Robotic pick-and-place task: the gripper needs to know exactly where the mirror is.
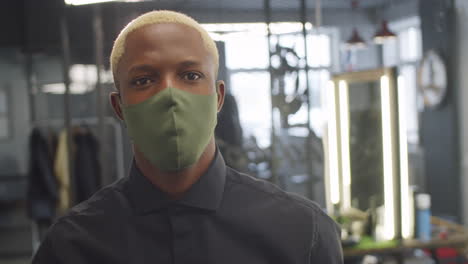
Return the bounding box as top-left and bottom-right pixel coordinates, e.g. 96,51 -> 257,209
348,80 -> 384,212
324,68 -> 413,242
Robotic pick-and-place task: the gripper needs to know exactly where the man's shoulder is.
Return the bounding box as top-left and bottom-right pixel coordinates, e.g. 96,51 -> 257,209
32,178 -> 132,264
225,167 -> 332,222
224,167 -> 341,260
56,177 -> 131,226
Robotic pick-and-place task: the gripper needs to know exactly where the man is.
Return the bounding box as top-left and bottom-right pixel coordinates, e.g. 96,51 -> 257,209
33,10 -> 343,263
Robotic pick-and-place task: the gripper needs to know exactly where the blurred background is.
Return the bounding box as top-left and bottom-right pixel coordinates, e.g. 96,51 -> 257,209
1,0 -> 468,263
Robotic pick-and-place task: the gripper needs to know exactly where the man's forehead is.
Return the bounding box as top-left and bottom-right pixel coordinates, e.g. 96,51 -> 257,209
125,23 -> 206,50
118,23 -> 214,73
121,23 -> 212,64
110,11 -> 219,81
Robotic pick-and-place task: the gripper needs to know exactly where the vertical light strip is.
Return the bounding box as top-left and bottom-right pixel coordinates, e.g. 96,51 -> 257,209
397,76 -> 413,239
381,75 -> 396,240
327,81 -> 340,205
339,80 -> 351,209
323,82 -> 332,212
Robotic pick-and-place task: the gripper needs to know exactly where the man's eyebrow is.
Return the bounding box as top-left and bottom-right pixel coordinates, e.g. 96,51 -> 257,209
128,61 -> 203,74
128,64 -> 157,75
178,60 -> 202,68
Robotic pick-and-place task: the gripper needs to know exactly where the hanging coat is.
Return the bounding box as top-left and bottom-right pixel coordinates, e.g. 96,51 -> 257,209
27,128 -> 58,220
54,129 -> 71,214
73,128 -> 101,204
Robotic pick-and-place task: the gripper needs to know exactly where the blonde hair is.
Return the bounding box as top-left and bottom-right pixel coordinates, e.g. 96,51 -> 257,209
110,10 -> 219,81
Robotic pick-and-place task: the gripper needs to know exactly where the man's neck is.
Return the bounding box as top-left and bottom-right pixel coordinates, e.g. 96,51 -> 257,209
134,138 -> 216,200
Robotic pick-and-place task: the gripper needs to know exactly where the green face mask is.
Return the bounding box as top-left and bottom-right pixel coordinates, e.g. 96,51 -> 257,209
121,87 -> 218,171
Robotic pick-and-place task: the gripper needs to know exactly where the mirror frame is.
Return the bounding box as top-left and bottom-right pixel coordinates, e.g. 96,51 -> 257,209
324,67 -> 413,241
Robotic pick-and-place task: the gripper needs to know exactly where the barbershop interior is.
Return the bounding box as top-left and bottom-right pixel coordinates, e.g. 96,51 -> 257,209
1,0 -> 468,263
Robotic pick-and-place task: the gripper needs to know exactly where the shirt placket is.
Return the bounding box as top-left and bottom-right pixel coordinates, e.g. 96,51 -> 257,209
169,205 -> 193,264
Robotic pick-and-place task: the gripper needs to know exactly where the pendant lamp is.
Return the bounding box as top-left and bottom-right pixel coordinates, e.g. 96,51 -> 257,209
373,20 -> 396,44
345,0 -> 366,49
346,28 -> 366,49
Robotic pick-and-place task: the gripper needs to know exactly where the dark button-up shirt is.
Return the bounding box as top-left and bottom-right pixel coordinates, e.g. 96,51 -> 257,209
33,151 -> 343,264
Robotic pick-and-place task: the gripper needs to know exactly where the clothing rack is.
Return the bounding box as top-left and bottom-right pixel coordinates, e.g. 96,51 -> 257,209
28,7 -> 112,257
32,116 -> 125,180
30,116 -> 126,256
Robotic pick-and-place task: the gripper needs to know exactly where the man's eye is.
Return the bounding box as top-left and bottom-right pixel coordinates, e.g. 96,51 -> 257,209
183,72 -> 201,81
132,77 -> 153,86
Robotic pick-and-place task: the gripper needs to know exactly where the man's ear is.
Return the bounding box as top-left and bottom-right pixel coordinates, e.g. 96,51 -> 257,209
215,80 -> 225,113
110,91 -> 124,121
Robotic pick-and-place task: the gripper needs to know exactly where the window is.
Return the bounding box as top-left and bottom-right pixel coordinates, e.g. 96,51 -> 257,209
204,23 -> 335,146
307,34 -> 331,67
224,30 -> 269,69
399,27 -> 422,62
41,64 -> 111,94
230,72 -> 271,148
383,18 -> 422,144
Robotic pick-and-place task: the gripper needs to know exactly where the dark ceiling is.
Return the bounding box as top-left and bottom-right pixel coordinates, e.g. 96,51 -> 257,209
1,0 -> 411,65
133,0 -> 401,11
109,0 -> 403,11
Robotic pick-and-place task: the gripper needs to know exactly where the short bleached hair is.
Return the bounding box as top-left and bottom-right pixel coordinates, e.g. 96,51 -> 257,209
110,10 -> 219,82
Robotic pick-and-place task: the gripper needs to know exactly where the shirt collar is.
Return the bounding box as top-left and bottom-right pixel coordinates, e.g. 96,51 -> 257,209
126,149 -> 226,214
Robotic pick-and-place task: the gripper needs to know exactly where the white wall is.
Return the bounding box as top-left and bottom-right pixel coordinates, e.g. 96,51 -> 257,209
339,25 -> 383,72
383,0 -> 419,22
